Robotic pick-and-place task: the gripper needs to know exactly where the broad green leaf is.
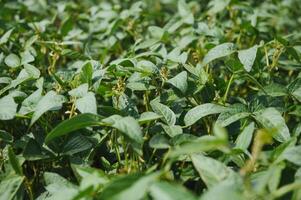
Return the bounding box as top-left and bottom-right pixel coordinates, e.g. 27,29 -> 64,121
72,165 -> 109,190
167,47 -> 188,64
216,104 -> 250,127
24,63 -> 40,79
30,91 -> 66,126
68,83 -> 88,98
61,134 -> 92,155
184,103 -> 226,126
178,0 -> 194,24
0,95 -> 17,120
161,124 -> 182,137
0,130 -> 13,143
292,87 -> 301,102
150,101 -> 176,126
45,113 -> 102,143
112,116 -> 144,145
169,135 -> 228,157
75,92 -> 97,114
4,53 -> 20,68
238,45 -> 258,72
138,112 -> 161,124
200,181 -> 243,200
262,83 -> 288,97
203,43 -> 235,65
20,51 -> 35,65
150,181 -> 197,200
235,122 -> 255,151
282,145 -> 301,165
0,175 -> 24,200
127,82 -> 156,91
254,107 -> 290,142
136,60 -> 158,73
43,172 -> 78,200
148,26 -> 166,40
149,134 -> 170,149
167,71 -> 188,93
191,154 -> 239,188
100,173 -> 158,200
18,87 -> 43,115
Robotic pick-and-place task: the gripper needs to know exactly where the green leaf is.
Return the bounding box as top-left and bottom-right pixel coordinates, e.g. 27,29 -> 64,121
254,107 -> 290,142
203,43 -> 235,65
167,71 -> 188,93
169,135 -> 228,157
45,113 -> 102,143
238,45 -> 258,72
75,92 -> 97,114
18,87 -> 43,115
191,154 -> 239,188
216,104 -> 250,127
0,28 -> 14,45
138,112 -> 161,124
0,175 -> 24,200
178,0 -> 194,24
0,130 -> 13,143
150,181 -> 197,200
127,82 -> 156,91
167,47 -> 188,64
100,173 -> 158,200
150,101 -> 176,126
61,135 -> 92,155
20,51 -> 35,65
235,122 -> 255,151
8,146 -> 23,175
184,103 -> 226,126
4,53 -> 20,68
111,116 -> 144,145
200,181 -> 243,200
0,95 -> 17,120
282,145 -> 301,166
68,83 -> 89,98
136,60 -> 158,73
161,124 -> 183,137
30,91 -> 66,126
149,134 -> 170,149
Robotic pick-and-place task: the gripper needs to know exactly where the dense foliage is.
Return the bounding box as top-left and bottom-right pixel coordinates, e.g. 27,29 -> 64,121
1,0 -> 301,199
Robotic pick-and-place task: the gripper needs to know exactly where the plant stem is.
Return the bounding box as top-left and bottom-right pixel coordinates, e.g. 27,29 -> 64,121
223,73 -> 235,104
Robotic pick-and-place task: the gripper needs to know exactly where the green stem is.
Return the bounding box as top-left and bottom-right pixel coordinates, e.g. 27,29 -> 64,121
271,182 -> 301,199
223,73 -> 235,104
